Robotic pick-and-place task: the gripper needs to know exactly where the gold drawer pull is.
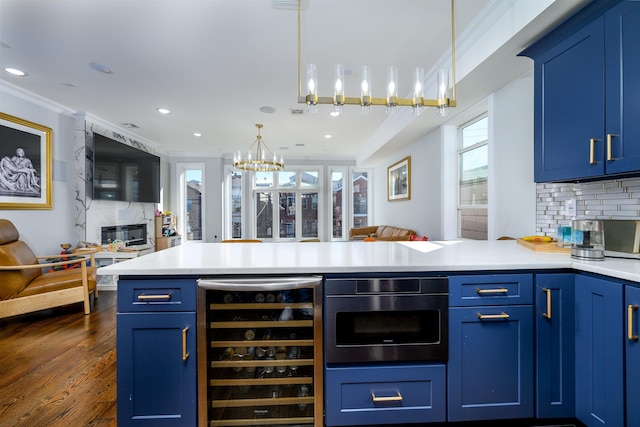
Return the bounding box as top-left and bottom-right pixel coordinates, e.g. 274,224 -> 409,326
137,293 -> 173,301
477,312 -> 510,320
371,391 -> 403,403
543,288 -> 552,319
476,288 -> 508,295
182,327 -> 190,361
628,305 -> 639,341
590,138 -> 598,164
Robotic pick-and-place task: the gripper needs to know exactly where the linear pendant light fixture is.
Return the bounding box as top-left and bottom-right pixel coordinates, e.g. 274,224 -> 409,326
297,0 -> 457,117
233,124 -> 284,172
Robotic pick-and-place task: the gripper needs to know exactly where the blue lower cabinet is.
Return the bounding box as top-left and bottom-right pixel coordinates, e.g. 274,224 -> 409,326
117,312 -> 197,427
575,274 -> 623,427
627,285 -> 640,427
535,273 -> 575,419
325,364 -> 446,426
448,305 -> 534,422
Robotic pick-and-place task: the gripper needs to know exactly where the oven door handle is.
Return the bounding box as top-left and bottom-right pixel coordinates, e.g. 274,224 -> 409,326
197,275 -> 322,291
371,391 -> 403,403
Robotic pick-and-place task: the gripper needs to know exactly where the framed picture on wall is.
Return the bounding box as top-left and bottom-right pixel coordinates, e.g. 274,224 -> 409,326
0,112 -> 52,209
387,156 -> 410,201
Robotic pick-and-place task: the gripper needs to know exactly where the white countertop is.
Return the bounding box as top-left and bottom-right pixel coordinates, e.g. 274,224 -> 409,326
96,240 -> 640,283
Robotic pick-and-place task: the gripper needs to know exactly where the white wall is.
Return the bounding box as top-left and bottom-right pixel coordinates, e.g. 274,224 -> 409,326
372,71 -> 536,241
491,71 -> 536,238
372,131 -> 444,240
0,88 -> 77,254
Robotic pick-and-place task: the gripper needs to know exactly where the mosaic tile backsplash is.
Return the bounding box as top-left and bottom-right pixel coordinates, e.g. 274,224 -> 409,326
537,177 -> 640,237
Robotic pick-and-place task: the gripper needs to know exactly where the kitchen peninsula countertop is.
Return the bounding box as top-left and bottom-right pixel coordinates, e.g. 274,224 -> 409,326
97,240 -> 640,283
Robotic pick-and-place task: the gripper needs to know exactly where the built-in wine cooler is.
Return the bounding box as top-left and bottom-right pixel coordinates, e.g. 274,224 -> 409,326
196,276 -> 323,427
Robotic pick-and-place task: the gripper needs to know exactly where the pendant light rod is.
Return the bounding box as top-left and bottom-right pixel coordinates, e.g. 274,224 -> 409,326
296,0 -> 457,113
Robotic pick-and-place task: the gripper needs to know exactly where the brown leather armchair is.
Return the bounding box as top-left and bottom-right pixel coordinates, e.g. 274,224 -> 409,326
0,219 -> 97,318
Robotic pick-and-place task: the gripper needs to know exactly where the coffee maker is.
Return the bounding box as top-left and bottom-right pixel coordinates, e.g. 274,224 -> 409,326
571,219 -> 605,260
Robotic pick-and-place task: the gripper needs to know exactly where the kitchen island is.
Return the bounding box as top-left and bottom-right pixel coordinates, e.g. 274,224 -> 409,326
100,240 -> 640,427
97,239 -> 640,280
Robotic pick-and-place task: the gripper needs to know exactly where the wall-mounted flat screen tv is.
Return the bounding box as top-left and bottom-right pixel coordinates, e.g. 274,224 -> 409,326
92,133 -> 160,203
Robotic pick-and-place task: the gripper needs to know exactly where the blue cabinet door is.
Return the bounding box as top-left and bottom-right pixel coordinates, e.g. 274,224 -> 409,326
604,1 -> 640,175
626,285 -> 640,427
533,17 -> 605,182
535,273 -> 575,419
575,275 -> 623,427
448,305 -> 534,422
117,312 -> 197,427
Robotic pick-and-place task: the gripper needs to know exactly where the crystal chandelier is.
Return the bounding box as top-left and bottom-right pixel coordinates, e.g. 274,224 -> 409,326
233,124 -> 284,172
296,0 -> 457,117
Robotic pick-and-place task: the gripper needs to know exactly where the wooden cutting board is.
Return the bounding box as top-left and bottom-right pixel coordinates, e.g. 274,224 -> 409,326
516,238 -> 572,253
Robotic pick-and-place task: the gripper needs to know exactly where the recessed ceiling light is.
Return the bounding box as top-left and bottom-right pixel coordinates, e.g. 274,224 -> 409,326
4,67 -> 26,76
324,134 -> 332,139
295,143 -> 305,147
90,62 -> 113,74
193,132 -> 202,137
156,108 -> 171,115
329,111 -> 340,117
260,106 -> 276,114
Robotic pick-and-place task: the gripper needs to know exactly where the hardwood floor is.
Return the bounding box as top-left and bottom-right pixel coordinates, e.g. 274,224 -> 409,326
0,291 -> 117,427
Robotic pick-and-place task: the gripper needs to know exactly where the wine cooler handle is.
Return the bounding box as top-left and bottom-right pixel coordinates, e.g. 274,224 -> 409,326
197,275 -> 323,291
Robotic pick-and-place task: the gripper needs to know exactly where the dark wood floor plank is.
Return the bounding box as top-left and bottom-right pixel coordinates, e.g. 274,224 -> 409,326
0,292 -> 117,427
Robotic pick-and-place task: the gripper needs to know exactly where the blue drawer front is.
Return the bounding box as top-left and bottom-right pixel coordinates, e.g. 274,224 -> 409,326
449,274 -> 533,307
325,364 -> 446,426
117,278 -> 197,312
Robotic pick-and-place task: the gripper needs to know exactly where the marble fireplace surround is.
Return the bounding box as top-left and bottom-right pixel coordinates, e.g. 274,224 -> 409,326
75,116 -> 159,248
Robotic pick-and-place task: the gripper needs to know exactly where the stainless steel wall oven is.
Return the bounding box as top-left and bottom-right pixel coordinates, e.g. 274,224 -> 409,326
324,276 -> 448,364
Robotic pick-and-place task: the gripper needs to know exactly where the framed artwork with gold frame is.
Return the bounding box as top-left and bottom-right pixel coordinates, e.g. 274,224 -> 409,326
0,112 -> 52,209
387,156 -> 410,201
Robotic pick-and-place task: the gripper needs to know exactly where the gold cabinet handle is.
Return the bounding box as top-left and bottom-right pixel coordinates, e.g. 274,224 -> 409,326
628,305 -> 639,341
607,134 -> 615,161
371,391 -> 402,403
543,288 -> 552,319
182,327 -> 190,361
477,312 -> 510,320
137,293 -> 173,301
476,288 -> 508,295
589,138 -> 599,164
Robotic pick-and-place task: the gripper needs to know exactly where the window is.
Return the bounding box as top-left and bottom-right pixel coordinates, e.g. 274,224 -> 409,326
177,164 -> 204,241
330,170 -> 344,239
352,170 -> 369,228
223,164 -> 365,241
230,170 -> 242,238
457,115 -> 488,240
253,168 -> 321,241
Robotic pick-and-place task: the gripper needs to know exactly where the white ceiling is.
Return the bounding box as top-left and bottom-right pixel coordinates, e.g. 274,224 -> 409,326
0,0 -> 587,165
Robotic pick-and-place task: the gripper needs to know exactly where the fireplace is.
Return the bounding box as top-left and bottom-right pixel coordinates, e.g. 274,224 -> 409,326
101,223 -> 147,246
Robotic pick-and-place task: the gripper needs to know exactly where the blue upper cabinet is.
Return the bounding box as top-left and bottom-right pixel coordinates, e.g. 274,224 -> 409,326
532,17 -> 605,182
521,0 -> 640,182
604,2 -> 640,175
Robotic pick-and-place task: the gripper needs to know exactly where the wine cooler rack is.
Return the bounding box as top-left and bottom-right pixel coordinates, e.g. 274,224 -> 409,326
201,287 -> 323,427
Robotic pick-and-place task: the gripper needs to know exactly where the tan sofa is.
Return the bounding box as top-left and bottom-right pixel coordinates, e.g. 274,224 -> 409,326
349,225 -> 416,241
